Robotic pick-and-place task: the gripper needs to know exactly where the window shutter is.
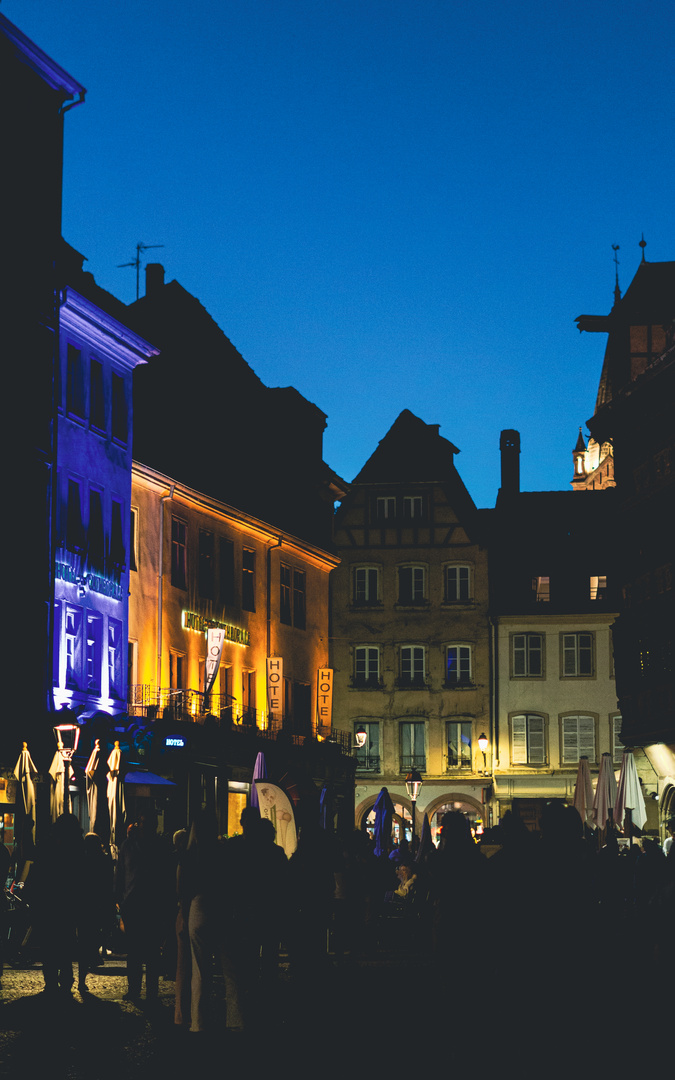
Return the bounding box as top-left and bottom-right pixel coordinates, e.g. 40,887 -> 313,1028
579,716 -> 595,760
512,716 -> 527,763
562,716 -> 579,763
527,715 -> 545,763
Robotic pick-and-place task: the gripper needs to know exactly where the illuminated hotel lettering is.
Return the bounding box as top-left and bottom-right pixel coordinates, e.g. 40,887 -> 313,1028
182,610 -> 250,646
55,561 -> 124,600
267,656 -> 283,717
317,667 -> 333,726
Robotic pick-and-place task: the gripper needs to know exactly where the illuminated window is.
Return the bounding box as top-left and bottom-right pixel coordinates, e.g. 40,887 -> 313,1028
444,565 -> 471,602
447,720 -> 472,769
446,645 -> 472,686
355,722 -> 380,773
111,372 -> 128,443
65,605 -> 83,689
354,646 -> 381,687
532,576 -> 550,602
512,633 -> 543,677
242,548 -> 255,612
353,566 -> 379,605
66,344 -> 85,419
86,613 -> 102,692
398,565 -> 426,604
198,530 -> 214,599
400,721 -> 425,771
280,563 -> 306,628
171,517 -> 187,589
561,633 -> 594,677
511,714 -> 546,764
108,618 -> 123,698
90,357 -> 105,431
399,646 -> 426,686
219,538 -> 235,606
590,575 -> 607,600
561,715 -> 596,764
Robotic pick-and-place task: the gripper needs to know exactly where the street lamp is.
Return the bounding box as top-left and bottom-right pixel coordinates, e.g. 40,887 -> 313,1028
354,725 -> 367,750
53,723 -> 80,815
478,732 -> 488,773
405,768 -> 423,852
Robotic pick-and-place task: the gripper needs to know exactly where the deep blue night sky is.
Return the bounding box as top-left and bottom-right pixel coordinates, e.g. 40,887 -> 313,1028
6,0 -> 674,505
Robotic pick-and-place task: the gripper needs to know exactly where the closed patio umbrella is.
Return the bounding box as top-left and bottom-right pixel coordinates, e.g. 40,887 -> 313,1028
107,742 -> 126,851
85,738 -> 108,836
13,743 -> 38,853
573,756 -> 595,829
592,752 -> 618,832
614,749 -> 647,837
415,812 -> 434,862
48,750 -> 74,822
250,751 -> 268,810
373,787 -> 394,857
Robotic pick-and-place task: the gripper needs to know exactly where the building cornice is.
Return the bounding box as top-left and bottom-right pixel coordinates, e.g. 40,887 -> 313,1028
60,288 -> 159,370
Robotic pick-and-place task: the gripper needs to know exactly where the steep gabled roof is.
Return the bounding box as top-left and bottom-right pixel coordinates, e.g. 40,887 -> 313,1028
354,409 -> 460,484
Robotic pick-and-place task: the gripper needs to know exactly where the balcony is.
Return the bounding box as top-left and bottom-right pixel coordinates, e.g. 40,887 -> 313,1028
355,754 -> 381,773
400,754 -> 426,772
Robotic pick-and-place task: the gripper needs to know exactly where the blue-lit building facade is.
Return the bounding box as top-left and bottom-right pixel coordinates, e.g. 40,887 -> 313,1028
53,286 -> 157,718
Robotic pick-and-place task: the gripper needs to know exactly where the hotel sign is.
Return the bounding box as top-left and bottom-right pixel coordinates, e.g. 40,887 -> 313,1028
316,667 -> 333,727
55,561 -> 124,600
182,610 -> 250,645
267,656 -> 283,719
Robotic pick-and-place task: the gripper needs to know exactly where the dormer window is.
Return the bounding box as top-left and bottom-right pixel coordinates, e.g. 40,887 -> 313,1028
403,495 -> 424,519
375,496 -> 396,520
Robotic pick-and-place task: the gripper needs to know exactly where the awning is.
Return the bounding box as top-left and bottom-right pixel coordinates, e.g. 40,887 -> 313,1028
124,770 -> 177,788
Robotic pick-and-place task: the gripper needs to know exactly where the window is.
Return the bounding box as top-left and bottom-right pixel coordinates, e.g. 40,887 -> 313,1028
66,480 -> 85,553
444,565 -> 471,602
447,720 -> 473,770
398,565 -> 426,604
293,682 -> 312,736
199,530 -> 214,599
170,651 -> 185,690
90,358 -> 105,431
590,575 -> 607,600
512,633 -> 543,677
111,372 -> 128,443
400,721 -> 425,771
109,499 -> 125,569
533,576 -> 550,602
65,605 -> 83,689
403,495 -> 424,519
355,722 -> 380,773
86,613 -> 102,692
612,715 -> 624,763
66,344 -> 85,419
399,646 -> 426,686
293,570 -> 306,630
280,564 -> 292,625
561,715 -> 596,764
220,538 -> 235,606
171,517 -> 187,589
87,490 -> 105,571
353,566 -> 379,605
108,618 -> 123,698
375,496 -> 396,520
354,646 -> 381,687
446,645 -> 472,686
511,714 -> 546,764
242,548 -> 255,612
129,508 -> 138,572
561,633 -> 594,677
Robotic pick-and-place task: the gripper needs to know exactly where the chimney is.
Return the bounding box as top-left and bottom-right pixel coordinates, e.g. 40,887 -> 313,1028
499,429 -> 520,496
145,262 -> 164,296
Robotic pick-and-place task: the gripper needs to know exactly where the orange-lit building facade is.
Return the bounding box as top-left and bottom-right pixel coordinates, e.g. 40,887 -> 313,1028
129,463 -> 353,832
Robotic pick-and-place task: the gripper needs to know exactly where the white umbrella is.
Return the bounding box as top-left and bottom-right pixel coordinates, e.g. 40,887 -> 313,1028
614,749 -> 647,835
107,742 -> 126,850
573,756 -> 595,829
48,751 -> 67,822
592,752 -> 618,831
13,743 -> 38,849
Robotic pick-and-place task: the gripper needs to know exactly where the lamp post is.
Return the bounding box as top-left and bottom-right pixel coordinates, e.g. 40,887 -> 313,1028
53,723 -> 80,815
405,768 -> 423,852
354,725 -> 367,751
478,732 -> 488,774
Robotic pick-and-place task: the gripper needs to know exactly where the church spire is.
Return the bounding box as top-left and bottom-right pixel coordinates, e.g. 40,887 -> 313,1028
639,233 -> 647,263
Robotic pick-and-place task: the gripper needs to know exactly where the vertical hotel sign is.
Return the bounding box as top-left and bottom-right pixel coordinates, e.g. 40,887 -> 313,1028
204,628 -> 226,695
267,657 -> 283,721
317,668 -> 333,728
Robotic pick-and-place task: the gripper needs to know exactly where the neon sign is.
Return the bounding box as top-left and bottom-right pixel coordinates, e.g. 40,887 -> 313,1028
55,561 -> 124,600
182,610 -> 250,645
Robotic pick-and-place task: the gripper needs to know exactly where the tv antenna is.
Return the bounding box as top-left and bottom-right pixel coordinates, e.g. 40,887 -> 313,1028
118,242 -> 164,300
